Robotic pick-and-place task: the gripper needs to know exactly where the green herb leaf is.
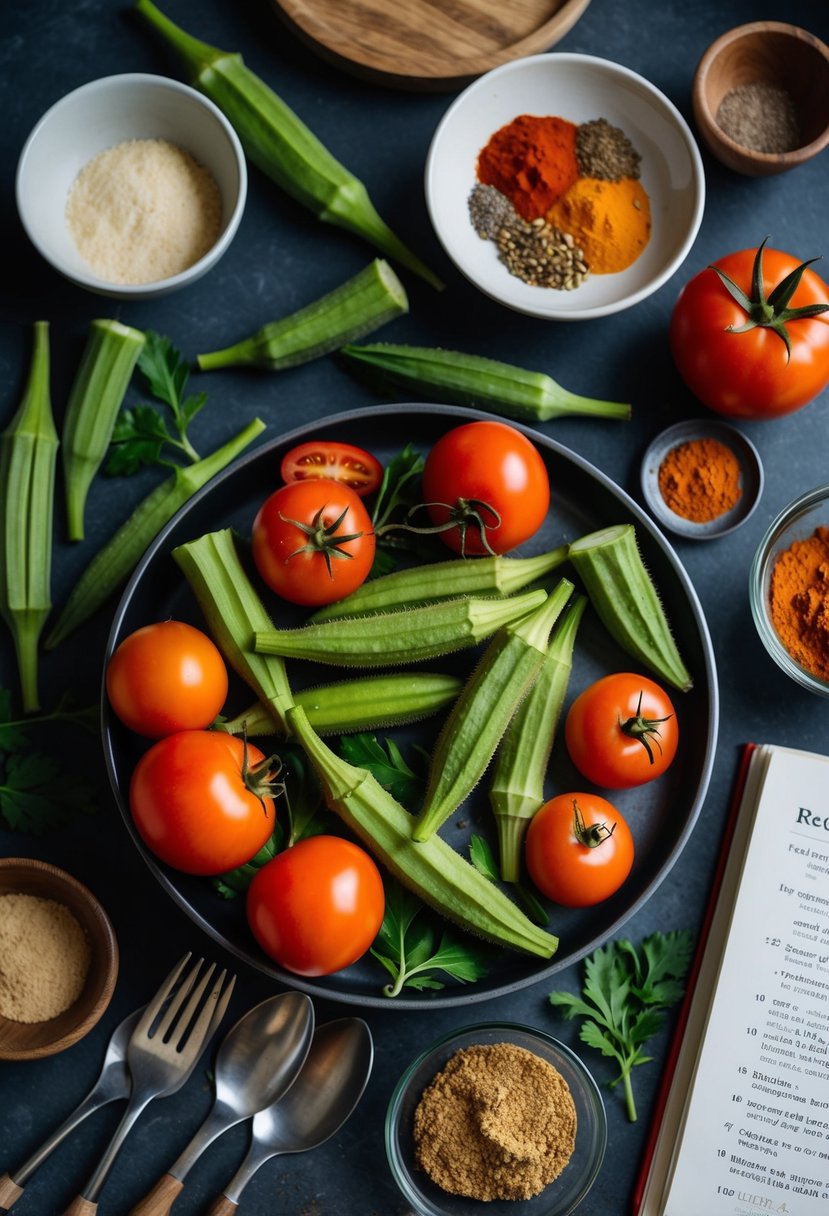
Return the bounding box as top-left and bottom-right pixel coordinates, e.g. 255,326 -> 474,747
337,733 -> 425,806
469,833 -> 499,880
0,752 -> 95,834
213,830 -> 282,898
371,442 -> 425,532
548,930 -> 693,1122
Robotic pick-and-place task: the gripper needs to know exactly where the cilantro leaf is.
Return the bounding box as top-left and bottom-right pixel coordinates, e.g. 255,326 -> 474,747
467,833 -> 548,926
371,443 -> 425,532
337,733 -> 425,807
0,752 -> 95,834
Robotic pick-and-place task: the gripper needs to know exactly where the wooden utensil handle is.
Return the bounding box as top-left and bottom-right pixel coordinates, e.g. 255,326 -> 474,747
129,1174 -> 184,1216
63,1199 -> 97,1216
204,1195 -> 238,1216
0,1173 -> 24,1209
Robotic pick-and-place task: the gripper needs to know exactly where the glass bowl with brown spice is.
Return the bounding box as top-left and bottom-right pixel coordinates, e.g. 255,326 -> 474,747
750,485 -> 829,696
385,1022 -> 607,1216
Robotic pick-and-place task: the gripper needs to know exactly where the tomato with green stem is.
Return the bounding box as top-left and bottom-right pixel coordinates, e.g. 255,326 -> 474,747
525,792 -> 634,907
246,835 -> 385,976
251,479 -> 376,607
565,672 -> 678,789
280,440 -> 383,497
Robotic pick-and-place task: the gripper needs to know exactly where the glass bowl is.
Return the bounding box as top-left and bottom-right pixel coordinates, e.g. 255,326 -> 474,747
749,485 -> 829,695
385,1023 -> 607,1216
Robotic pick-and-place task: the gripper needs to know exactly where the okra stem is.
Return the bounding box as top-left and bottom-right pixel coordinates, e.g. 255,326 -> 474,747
44,419 -> 265,649
62,320 -> 145,541
0,322 -> 58,711
134,0 -> 444,290
254,587 -> 547,667
490,594 -> 587,881
340,343 -> 631,422
197,260 -> 407,372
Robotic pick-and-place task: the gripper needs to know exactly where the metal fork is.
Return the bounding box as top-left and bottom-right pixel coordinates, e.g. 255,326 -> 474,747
62,953 -> 235,1216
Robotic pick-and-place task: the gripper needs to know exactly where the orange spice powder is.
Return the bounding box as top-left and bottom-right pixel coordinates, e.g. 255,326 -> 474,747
769,525 -> 829,682
658,437 -> 742,523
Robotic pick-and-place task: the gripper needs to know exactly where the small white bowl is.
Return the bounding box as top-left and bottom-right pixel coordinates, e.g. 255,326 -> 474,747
16,73 -> 247,300
425,54 -> 705,321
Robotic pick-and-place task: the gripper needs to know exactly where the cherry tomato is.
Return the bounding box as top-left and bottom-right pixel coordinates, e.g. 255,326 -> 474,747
670,240 -> 829,419
280,440 -> 383,498
525,792 -> 634,907
129,731 -> 278,876
251,479 -> 376,607
246,835 -> 385,976
106,620 -> 228,738
420,420 -> 550,556
565,673 -> 678,789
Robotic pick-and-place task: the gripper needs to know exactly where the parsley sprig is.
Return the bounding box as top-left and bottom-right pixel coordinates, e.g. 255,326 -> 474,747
338,732 -> 427,807
549,930 -> 694,1121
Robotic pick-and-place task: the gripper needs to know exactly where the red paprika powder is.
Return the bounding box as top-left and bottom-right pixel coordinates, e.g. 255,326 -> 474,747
477,114 -> 579,222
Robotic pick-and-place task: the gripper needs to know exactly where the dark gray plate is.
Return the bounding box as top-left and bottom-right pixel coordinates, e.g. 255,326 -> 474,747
102,404 -> 718,1010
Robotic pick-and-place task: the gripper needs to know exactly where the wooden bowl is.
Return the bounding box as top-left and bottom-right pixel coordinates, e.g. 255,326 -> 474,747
0,858 -> 119,1060
692,22 -> 829,176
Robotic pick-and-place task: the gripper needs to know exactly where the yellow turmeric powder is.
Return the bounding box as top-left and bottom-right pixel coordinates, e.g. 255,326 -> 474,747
546,177 -> 651,273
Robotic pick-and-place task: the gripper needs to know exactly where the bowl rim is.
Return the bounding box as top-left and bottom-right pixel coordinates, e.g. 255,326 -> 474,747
14,71 -> 248,298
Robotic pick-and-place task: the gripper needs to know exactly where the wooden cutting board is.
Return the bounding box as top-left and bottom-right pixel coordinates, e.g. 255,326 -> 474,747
272,0 -> 592,90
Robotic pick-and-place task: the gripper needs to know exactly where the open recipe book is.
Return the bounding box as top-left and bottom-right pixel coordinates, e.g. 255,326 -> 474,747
634,744 -> 829,1216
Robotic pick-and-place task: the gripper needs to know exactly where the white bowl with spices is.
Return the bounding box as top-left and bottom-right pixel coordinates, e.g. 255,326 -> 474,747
0,857 -> 119,1061
425,53 -> 705,321
16,73 -> 247,300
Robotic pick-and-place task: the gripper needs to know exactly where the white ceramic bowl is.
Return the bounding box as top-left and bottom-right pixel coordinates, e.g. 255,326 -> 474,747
425,54 -> 705,321
16,73 -> 247,300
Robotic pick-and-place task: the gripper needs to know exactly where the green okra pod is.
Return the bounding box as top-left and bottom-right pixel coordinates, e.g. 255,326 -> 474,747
44,419 -> 265,649
0,322 -> 58,711
413,578 -> 574,843
134,0 -> 443,290
288,704 -> 558,959
217,671 -> 463,737
310,547 -> 568,622
340,342 -> 631,423
197,260 -> 408,372
490,594 -> 587,881
62,319 -> 146,541
254,587 -> 547,667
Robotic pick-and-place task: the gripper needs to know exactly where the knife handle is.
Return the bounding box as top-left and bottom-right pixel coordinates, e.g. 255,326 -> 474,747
0,1173 -> 24,1210
204,1196 -> 238,1216
129,1174 -> 184,1216
63,1199 -> 97,1216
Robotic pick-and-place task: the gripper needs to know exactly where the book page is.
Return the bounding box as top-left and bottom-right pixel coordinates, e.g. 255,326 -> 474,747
644,745 -> 829,1216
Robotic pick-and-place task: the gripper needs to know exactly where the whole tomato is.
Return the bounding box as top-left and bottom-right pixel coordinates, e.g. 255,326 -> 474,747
106,620 -> 228,738
670,239 -> 829,418
525,792 -> 634,907
129,731 -> 278,875
280,440 -> 383,498
251,479 -> 375,607
565,673 -> 678,789
420,420 -> 550,556
246,835 -> 385,976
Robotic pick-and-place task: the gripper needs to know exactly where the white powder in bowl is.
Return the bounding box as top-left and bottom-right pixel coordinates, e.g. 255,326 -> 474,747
65,137 -> 223,285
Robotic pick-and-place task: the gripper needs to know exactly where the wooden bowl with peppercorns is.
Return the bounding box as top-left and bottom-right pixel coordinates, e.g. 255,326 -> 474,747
0,858 -> 118,1061
692,22 -> 829,176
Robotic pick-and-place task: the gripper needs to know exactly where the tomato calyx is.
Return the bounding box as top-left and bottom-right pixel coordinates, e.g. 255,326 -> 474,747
572,799 -> 616,849
619,689 -> 672,767
712,236 -> 829,362
279,505 -> 370,578
380,497 -> 503,556
240,734 -> 284,813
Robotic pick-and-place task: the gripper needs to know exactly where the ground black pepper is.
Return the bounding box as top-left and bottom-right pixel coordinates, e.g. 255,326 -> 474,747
715,82 -> 801,153
576,117 -> 642,180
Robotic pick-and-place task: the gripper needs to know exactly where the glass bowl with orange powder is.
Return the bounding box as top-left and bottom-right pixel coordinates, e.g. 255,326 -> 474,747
750,486 -> 829,696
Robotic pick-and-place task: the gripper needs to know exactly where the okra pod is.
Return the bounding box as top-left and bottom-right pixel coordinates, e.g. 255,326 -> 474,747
44,419 -> 265,649
288,704 -> 558,959
0,322 -> 58,711
197,260 -> 408,372
218,671 -> 463,737
413,579 -> 574,842
490,594 -> 587,881
62,319 -> 145,541
568,524 -> 693,692
134,0 -> 443,290
173,528 -> 294,730
254,587 -> 546,667
311,547 -> 568,622
340,342 -> 631,423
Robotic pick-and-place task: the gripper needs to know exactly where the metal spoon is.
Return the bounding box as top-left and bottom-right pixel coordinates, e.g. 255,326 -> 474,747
204,1018 -> 374,1216
129,991 -> 314,1216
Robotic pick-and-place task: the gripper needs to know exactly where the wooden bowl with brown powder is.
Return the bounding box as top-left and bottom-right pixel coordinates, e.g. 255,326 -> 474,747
0,857 -> 118,1060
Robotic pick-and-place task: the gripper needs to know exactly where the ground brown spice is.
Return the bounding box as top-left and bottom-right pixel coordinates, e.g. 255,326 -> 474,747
413,1041 -> 577,1201
769,525 -> 829,682
658,437 -> 742,523
0,892 -> 91,1022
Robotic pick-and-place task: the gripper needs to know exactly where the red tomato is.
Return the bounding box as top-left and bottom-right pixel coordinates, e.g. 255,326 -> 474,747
106,620 -> 228,738
670,240 -> 829,418
565,673 -> 678,789
129,732 -> 277,876
280,440 -> 383,498
246,836 -> 385,976
525,793 -> 634,907
251,479 -> 376,607
420,420 -> 550,556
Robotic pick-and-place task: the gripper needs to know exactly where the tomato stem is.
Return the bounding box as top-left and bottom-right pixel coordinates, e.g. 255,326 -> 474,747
572,798 -> 615,848
377,497 -> 503,556
279,504 -> 368,579
619,689 -> 671,766
241,733 -> 285,813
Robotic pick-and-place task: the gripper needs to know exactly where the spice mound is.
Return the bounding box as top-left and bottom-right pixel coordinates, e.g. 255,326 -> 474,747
657,436 -> 742,523
716,82 -> 802,154
413,1041 -> 577,1202
769,525 -> 829,683
0,892 -> 91,1023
